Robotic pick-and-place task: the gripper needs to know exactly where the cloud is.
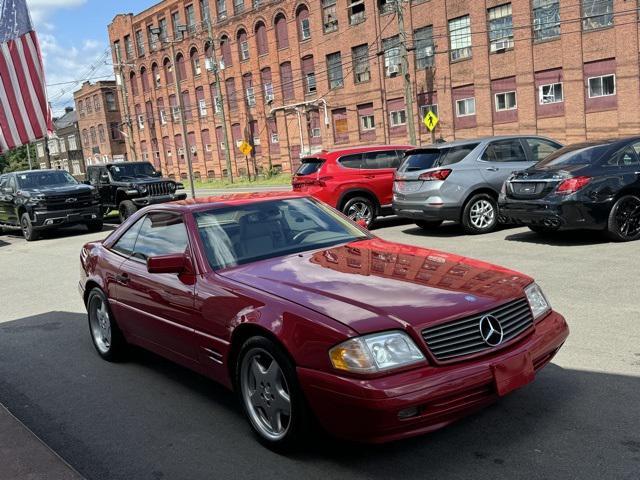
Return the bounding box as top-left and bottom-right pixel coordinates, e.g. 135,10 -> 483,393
28,0 -> 87,23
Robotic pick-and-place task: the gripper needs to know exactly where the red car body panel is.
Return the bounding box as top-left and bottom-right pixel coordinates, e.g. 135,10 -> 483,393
291,145 -> 413,209
79,193 -> 569,442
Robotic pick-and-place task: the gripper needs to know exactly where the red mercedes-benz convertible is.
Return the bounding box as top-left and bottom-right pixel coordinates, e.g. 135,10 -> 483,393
79,192 -> 568,449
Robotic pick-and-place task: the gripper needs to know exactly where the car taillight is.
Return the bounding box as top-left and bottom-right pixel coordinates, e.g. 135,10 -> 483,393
418,169 -> 451,181
293,176 -> 333,187
556,176 -> 591,195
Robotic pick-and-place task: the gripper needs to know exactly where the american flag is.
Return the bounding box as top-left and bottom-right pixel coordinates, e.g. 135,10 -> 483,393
0,0 -> 53,153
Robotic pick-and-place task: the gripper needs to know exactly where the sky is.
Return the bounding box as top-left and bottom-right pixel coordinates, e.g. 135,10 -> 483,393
27,0 -> 151,117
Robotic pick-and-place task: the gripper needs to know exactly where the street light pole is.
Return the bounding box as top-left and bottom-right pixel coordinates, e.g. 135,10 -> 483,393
168,32 -> 197,199
114,44 -> 136,161
396,0 -> 417,146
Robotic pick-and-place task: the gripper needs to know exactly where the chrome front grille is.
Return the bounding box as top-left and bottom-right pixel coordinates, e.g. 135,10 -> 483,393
45,192 -> 93,211
147,182 -> 171,196
422,297 -> 533,362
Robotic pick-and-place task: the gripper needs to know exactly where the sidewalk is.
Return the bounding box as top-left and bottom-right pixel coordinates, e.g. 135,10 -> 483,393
0,404 -> 83,480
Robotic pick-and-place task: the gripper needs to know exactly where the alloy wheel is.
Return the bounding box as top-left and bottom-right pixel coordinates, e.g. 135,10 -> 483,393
89,296 -> 112,354
614,196 -> 640,239
346,201 -> 373,224
469,199 -> 495,229
240,348 -> 291,441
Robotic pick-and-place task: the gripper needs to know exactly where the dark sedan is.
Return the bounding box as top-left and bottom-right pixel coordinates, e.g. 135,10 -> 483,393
500,137 -> 640,241
79,193 -> 568,449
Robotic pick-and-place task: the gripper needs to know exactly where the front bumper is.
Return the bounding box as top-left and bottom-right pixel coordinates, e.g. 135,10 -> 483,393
499,198 -> 609,230
131,193 -> 188,207
32,205 -> 102,229
298,310 -> 569,443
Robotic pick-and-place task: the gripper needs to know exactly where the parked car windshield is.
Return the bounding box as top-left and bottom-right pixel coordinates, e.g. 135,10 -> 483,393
295,159 -> 324,176
16,170 -> 77,189
536,143 -> 610,168
108,162 -> 159,180
195,197 -> 369,270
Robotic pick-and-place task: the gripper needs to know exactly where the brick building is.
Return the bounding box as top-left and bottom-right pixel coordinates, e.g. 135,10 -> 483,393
73,81 -> 127,167
107,0 -> 638,180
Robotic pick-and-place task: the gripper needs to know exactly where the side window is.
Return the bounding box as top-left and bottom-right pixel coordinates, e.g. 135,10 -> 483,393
526,138 -> 561,162
0,175 -> 7,190
99,167 -> 110,183
363,150 -> 399,169
440,143 -> 479,166
112,216 -> 146,256
87,168 -> 98,185
607,146 -> 639,167
132,212 -> 189,261
393,151 -> 406,168
8,176 -> 17,192
481,139 -> 527,162
338,153 -> 364,169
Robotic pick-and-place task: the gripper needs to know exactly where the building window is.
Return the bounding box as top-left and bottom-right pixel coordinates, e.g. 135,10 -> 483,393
98,124 -> 106,143
135,30 -> 145,56
110,123 -> 120,140
200,0 -> 210,24
255,21 -> 268,55
186,4 -> 196,33
414,26 -> 434,69
382,36 -> 400,77
86,98 -> 92,114
152,63 -> 161,88
588,74 -> 615,98
199,98 -> 207,117
172,11 -> 182,39
225,77 -> 237,110
352,44 -> 370,83
124,35 -> 133,59
217,0 -> 227,19
275,14 -> 289,49
532,0 -> 560,41
78,100 -> 84,117
280,62 -> 294,101
191,49 -> 201,76
159,18 -> 168,42
449,15 -> 471,61
360,114 -> 374,130
82,130 -> 89,146
94,95 -> 101,112
389,109 -> 406,126
90,126 -> 97,145
539,82 -> 563,104
582,0 -> 613,31
233,0 -> 244,14
68,135 -> 77,150
140,67 -> 150,93
220,35 -> 232,68
147,26 -> 158,51
456,97 -> 476,117
238,30 -> 249,61
327,52 -> 344,89
495,91 -> 517,111
378,0 -> 394,15
304,73 -> 316,94
302,55 -> 316,94
332,108 -> 348,143
420,103 -> 438,118
488,4 -> 513,52
297,5 -> 311,41
244,74 -> 255,107
322,0 -> 338,32
348,0 -> 365,25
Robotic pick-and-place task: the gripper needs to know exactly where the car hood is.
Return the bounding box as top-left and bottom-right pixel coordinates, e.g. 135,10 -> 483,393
112,177 -> 175,186
22,184 -> 94,196
219,238 -> 533,334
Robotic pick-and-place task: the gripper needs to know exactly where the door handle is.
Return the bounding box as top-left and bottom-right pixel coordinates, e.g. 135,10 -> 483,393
115,273 -> 129,285
485,167 -> 499,172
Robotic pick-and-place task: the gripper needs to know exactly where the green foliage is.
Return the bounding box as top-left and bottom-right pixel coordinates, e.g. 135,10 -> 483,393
0,144 -> 37,174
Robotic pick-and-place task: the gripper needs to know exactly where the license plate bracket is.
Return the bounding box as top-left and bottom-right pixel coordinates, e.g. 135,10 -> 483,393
492,352 -> 535,396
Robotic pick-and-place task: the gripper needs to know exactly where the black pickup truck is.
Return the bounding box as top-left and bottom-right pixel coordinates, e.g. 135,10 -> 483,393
0,170 -> 103,241
85,162 -> 187,222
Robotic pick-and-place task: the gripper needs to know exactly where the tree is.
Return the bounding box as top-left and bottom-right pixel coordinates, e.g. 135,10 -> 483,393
0,144 -> 37,174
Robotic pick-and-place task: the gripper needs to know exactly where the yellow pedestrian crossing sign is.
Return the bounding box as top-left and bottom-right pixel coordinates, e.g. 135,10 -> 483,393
238,140 -> 253,156
423,110 -> 439,132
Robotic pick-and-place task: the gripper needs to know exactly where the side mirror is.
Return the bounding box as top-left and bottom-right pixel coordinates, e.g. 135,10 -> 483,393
356,218 -> 368,229
147,253 -> 190,274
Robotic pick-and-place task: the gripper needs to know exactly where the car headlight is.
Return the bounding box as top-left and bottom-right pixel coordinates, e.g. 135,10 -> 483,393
169,183 -> 177,192
329,331 -> 425,374
525,283 -> 551,321
138,185 -> 148,194
175,182 -> 184,190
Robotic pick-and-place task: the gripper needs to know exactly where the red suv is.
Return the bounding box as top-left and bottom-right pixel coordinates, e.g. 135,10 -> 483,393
292,145 -> 412,225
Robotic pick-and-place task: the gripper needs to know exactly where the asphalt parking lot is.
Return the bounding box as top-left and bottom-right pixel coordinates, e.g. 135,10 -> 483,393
0,218 -> 639,480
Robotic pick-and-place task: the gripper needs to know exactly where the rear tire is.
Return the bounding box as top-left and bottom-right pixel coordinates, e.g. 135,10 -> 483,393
20,213 -> 40,241
236,336 -> 311,451
86,219 -> 104,233
342,196 -> 376,227
87,288 -> 127,361
415,220 -> 443,230
118,200 -> 137,223
606,194 -> 640,242
461,194 -> 498,235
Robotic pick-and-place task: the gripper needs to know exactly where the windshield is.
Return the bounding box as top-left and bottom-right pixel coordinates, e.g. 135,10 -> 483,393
16,170 -> 77,189
399,150 -> 442,172
108,163 -> 158,180
195,197 -> 369,270
295,159 -> 324,176
536,144 -> 609,168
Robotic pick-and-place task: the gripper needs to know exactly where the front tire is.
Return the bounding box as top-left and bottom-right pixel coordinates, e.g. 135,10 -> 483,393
415,220 -> 443,230
461,194 -> 498,234
236,336 -> 310,451
20,213 -> 40,241
86,219 -> 104,233
118,200 -> 137,223
342,196 -> 376,227
606,194 -> 640,242
87,288 -> 127,361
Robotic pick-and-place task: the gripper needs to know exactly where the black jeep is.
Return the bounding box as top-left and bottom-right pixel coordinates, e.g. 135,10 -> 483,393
86,162 -> 187,222
0,170 -> 103,241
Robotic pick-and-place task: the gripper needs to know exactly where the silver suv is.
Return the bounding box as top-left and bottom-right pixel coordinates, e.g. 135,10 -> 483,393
393,136 -> 563,234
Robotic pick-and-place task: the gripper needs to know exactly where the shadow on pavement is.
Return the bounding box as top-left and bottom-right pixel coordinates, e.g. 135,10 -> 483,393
504,229 -> 610,247
400,222 -> 519,238
0,312 -> 638,480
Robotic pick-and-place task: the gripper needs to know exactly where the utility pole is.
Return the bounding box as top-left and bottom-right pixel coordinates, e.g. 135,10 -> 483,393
396,0 -> 417,146
26,143 -> 32,170
114,45 -> 136,161
205,18 -> 234,183
169,36 -> 197,199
